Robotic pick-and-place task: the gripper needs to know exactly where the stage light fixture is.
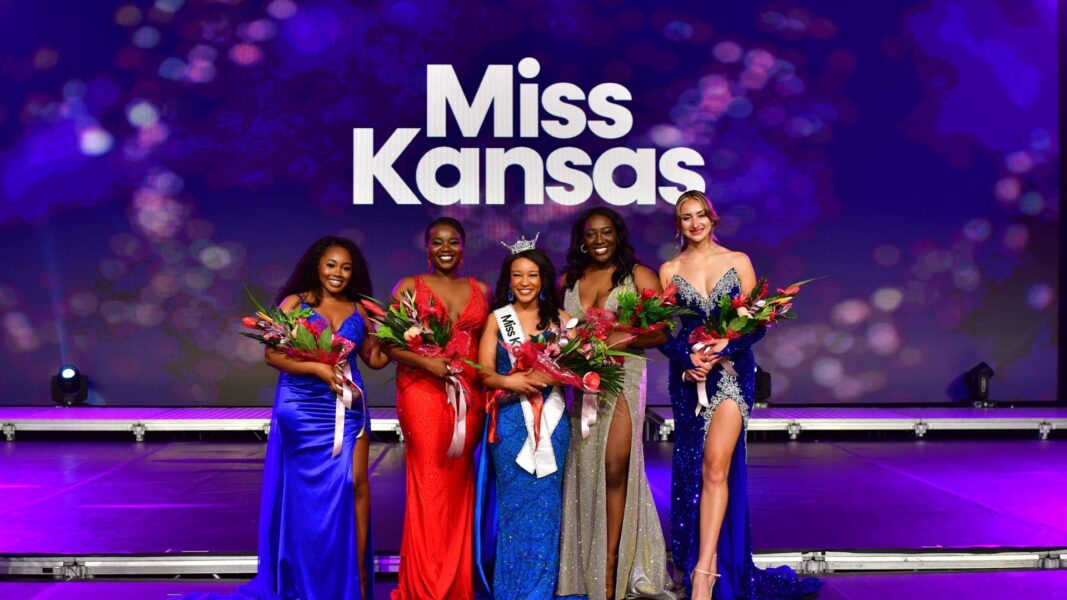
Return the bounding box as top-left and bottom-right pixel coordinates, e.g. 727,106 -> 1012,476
51,364 -> 88,406
964,361 -> 994,405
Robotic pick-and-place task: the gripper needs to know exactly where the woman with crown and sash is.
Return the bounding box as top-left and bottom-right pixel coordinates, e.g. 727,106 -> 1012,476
473,233 -> 573,600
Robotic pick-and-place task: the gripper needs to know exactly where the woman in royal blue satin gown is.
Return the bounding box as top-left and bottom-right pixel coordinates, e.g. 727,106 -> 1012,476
242,236 -> 388,600
474,244 -> 572,600
658,192 -> 821,600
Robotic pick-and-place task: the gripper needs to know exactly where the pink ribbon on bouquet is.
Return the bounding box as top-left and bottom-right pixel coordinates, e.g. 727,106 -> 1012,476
443,371 -> 470,458
332,360 -> 366,458
688,339 -> 737,417
580,392 -> 599,439
411,331 -> 474,458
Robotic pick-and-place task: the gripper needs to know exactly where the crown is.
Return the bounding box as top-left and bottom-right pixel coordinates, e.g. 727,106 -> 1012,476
500,232 -> 539,254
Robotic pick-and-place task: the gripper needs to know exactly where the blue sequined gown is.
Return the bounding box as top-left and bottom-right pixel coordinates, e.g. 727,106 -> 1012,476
227,304 -> 373,600
474,332 -> 572,600
661,270 -> 820,600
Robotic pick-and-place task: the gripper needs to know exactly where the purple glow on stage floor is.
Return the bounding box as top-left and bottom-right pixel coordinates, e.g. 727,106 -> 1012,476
2,440 -> 1065,555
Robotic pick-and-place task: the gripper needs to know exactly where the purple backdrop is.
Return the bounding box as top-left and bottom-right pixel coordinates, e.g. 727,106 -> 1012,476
0,0 -> 1058,406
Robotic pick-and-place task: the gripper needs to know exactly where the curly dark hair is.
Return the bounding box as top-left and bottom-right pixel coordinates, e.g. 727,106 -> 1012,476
562,206 -> 641,290
274,236 -> 373,306
492,248 -> 561,332
424,217 -> 466,245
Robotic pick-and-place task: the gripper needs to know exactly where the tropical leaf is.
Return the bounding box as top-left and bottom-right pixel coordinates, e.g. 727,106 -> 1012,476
318,327 -> 334,352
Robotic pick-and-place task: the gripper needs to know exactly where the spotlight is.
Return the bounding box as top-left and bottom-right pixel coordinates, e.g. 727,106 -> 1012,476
964,362 -> 995,406
51,364 -> 88,406
754,365 -> 772,403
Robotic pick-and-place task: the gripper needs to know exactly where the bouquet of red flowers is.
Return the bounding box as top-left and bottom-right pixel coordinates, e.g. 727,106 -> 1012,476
240,293 -> 356,365
688,277 -> 816,348
240,290 -> 360,457
361,291 -> 476,458
686,276 -> 817,415
489,312 -> 638,444
614,283 -> 696,334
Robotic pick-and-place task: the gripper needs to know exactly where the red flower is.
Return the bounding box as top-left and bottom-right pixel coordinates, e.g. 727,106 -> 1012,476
360,299 -> 385,318
731,296 -> 746,308
582,371 -> 601,391
414,291 -> 432,319
778,284 -> 801,296
757,281 -> 769,300
305,318 -> 326,336
640,288 -> 657,300
661,283 -> 678,304
241,317 -> 259,329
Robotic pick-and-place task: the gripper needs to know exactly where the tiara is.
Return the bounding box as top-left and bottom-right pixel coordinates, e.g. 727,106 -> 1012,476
500,232 -> 539,254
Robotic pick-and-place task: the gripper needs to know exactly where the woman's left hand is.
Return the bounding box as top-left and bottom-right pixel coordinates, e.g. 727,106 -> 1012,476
528,370 -> 560,388
605,330 -> 633,351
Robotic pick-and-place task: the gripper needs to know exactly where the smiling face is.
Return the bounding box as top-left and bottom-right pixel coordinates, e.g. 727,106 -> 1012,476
509,257 -> 542,304
582,213 -> 617,264
677,197 -> 715,246
318,245 -> 353,296
427,223 -> 463,273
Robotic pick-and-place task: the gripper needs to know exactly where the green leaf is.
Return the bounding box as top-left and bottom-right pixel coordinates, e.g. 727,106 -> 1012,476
318,327 -> 334,351
293,324 -> 317,351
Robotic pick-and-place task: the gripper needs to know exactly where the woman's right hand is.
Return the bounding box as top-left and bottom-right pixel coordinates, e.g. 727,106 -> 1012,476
314,362 -> 345,395
684,368 -> 708,383
420,356 -> 453,379
504,370 -> 545,396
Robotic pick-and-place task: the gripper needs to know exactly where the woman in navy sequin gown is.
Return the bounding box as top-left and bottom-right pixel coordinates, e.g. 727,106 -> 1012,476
474,246 -> 572,600
658,193 -> 821,600
243,237 -> 388,600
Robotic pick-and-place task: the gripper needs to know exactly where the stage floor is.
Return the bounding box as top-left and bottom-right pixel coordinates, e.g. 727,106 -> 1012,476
2,439 -> 1065,555
3,571 -> 1067,600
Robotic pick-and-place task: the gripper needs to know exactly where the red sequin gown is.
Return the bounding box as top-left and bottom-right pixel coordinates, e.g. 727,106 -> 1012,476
392,276 -> 488,600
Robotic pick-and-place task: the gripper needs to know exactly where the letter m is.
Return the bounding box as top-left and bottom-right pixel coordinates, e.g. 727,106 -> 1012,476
426,64 -> 513,138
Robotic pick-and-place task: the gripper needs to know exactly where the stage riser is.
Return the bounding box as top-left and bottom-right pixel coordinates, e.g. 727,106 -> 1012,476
2,550 -> 1064,578
4,405 -> 1065,442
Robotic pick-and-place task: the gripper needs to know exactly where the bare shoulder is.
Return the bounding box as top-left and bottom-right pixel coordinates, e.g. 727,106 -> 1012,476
278,294 -> 303,312
728,250 -> 755,274
727,250 -> 752,266
632,264 -> 661,290
391,276 -> 416,297
659,256 -> 682,278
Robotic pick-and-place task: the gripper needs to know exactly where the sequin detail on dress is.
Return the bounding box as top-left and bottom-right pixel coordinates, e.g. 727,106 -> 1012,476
660,269 -> 822,599
557,275 -> 676,599
672,267 -> 740,315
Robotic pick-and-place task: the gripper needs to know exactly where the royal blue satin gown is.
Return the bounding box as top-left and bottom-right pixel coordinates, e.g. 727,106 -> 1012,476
224,304 -> 373,600
474,333 -> 571,600
661,269 -> 821,599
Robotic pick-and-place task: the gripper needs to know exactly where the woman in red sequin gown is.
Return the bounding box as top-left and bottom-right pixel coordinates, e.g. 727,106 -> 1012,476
385,218 -> 490,600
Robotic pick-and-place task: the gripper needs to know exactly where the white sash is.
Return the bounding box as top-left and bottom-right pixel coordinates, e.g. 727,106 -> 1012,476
493,305 -> 565,478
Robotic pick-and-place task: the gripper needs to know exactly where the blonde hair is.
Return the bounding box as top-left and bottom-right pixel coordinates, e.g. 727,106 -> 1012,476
674,190 -> 719,249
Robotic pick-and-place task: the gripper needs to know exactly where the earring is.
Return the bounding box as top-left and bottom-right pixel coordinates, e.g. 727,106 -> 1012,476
580,244 -> 587,254
539,290 -> 545,301
508,288 -> 515,302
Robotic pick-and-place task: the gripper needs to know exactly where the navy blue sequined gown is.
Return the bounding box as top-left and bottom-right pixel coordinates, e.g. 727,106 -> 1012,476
660,269 -> 821,600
